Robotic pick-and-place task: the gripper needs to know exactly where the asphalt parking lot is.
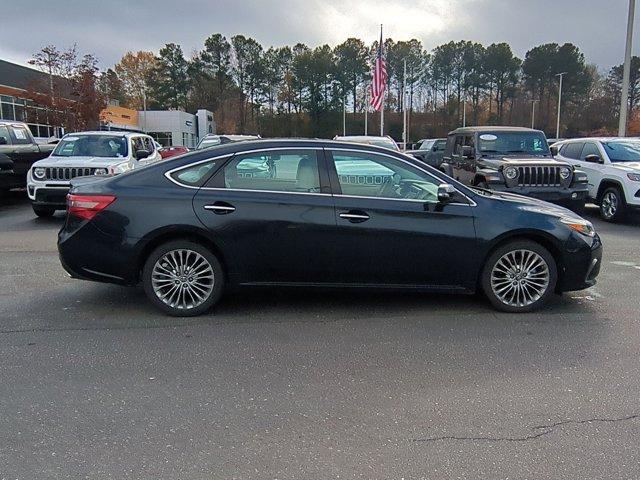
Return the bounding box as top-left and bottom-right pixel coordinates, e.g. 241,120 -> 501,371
1,191 -> 639,479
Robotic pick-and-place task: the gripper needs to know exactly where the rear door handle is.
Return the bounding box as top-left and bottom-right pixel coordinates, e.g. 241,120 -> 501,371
204,202 -> 236,214
339,211 -> 370,223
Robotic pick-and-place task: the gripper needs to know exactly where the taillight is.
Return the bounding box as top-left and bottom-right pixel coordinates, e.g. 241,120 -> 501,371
67,194 -> 116,221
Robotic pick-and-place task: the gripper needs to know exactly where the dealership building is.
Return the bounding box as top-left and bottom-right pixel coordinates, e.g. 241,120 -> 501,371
100,104 -> 215,148
0,59 -> 68,139
1,58 -> 215,146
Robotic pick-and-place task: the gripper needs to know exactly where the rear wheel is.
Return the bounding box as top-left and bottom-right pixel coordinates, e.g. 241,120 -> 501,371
599,186 -> 625,222
481,240 -> 557,313
32,205 -> 55,217
142,240 -> 225,316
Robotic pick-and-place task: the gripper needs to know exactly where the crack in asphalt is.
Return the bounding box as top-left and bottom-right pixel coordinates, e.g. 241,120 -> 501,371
412,414 -> 640,443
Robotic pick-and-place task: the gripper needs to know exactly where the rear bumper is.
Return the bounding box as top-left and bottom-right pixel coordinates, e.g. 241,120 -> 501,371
58,218 -> 139,286
557,233 -> 603,292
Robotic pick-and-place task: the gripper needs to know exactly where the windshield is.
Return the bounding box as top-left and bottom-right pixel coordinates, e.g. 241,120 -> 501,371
52,135 -> 128,157
477,132 -> 550,157
603,140 -> 640,163
418,140 -> 435,151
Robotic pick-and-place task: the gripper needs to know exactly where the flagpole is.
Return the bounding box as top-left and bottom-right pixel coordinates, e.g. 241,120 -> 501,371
379,24 -> 384,137
402,58 -> 407,149
364,86 -> 368,135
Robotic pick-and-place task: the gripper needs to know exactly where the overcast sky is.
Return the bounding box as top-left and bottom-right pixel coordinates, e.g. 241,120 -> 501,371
1,0 -> 638,72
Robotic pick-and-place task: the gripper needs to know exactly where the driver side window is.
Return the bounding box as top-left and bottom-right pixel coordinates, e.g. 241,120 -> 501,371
331,151 -> 441,202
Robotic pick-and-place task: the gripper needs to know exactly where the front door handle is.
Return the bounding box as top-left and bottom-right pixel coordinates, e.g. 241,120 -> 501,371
339,211 -> 370,223
204,202 -> 236,214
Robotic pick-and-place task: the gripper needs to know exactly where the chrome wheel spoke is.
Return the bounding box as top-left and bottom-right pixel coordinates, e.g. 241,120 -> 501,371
152,249 -> 215,310
490,249 -> 550,308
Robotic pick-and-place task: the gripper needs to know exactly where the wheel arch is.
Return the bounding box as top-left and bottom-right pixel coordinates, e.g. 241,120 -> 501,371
135,226 -> 230,283
596,178 -> 626,204
478,230 -> 565,291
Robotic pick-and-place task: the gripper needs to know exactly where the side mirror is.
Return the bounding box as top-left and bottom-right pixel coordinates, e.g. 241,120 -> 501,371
461,145 -> 474,158
135,149 -> 150,160
549,145 -> 558,156
437,183 -> 457,203
0,137 -> 7,145
584,154 -> 602,164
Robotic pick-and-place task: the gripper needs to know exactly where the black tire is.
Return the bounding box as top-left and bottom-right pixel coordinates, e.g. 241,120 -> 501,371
481,240 -> 557,313
32,205 -> 56,217
142,240 -> 225,316
599,186 -> 625,222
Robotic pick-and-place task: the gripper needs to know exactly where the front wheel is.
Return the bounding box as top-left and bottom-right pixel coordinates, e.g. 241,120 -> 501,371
32,205 -> 56,217
142,240 -> 225,316
599,187 -> 625,222
481,240 -> 557,313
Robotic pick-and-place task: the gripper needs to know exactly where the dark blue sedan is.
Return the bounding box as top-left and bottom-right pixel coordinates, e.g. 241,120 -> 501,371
58,139 -> 602,316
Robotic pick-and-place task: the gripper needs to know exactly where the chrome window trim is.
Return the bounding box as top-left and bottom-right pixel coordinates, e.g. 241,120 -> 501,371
333,193 -> 474,207
328,147 -> 477,207
163,144 -> 476,206
164,154 -> 233,189
164,146 -> 321,190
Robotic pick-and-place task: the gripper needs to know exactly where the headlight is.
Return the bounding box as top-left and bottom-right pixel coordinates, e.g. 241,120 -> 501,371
504,167 -> 518,180
559,167 -> 571,179
94,168 -> 108,176
560,217 -> 595,237
33,167 -> 46,180
627,173 -> 640,182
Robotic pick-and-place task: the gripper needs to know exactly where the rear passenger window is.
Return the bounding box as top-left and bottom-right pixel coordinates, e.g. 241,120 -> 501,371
169,160 -> 219,187
223,150 -> 320,193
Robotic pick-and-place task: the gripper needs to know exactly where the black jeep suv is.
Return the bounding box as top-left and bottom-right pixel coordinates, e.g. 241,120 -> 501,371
441,127 -> 588,210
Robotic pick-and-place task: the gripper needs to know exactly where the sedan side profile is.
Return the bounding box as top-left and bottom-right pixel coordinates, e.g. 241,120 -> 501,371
58,139 -> 602,316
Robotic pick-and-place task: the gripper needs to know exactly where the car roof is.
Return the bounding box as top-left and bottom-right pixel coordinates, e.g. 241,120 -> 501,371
334,135 -> 394,141
61,131 -> 149,138
555,137 -> 640,143
450,126 -> 544,134
150,138 -> 412,170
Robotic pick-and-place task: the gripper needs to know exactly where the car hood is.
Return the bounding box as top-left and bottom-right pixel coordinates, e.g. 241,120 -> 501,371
481,156 -> 567,169
34,156 -> 129,167
482,189 -> 577,218
611,162 -> 640,172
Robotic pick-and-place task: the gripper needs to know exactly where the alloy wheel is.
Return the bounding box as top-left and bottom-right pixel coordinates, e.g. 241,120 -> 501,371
601,191 -> 618,219
490,249 -> 550,308
151,249 -> 215,310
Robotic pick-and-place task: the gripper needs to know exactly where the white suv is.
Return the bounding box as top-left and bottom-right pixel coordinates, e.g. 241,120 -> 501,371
27,131 -> 162,217
553,137 -> 640,221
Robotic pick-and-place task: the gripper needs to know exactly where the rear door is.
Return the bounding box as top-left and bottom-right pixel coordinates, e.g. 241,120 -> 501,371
326,148 -> 478,289
192,147 -> 337,284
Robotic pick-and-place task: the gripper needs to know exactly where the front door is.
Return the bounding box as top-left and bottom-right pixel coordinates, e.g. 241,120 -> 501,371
192,148 -> 337,284
326,148 -> 478,289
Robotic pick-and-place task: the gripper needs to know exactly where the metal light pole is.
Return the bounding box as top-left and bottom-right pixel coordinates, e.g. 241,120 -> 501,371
342,97 -> 346,136
619,0 -> 636,136
531,99 -> 539,129
462,97 -> 467,127
142,87 -> 147,134
556,72 -> 567,139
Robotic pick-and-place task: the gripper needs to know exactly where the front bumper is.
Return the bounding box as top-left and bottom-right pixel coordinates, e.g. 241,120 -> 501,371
489,183 -> 588,204
557,232 -> 603,292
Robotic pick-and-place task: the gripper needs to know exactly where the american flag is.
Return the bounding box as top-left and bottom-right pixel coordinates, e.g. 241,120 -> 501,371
370,27 -> 387,112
